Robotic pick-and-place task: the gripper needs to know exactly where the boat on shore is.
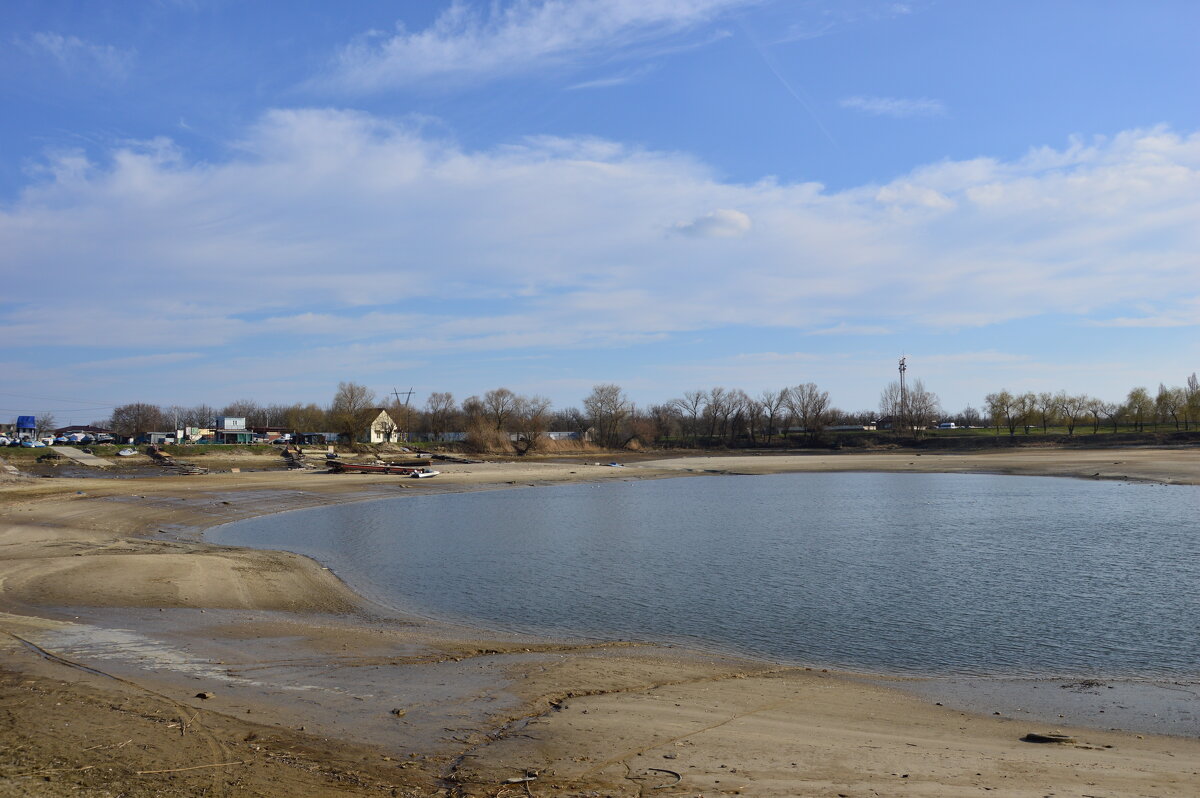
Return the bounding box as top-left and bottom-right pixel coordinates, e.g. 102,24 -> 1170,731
328,460 -> 435,475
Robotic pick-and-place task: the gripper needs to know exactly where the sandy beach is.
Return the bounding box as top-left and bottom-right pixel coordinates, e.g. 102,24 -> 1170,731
2,447 -> 1199,797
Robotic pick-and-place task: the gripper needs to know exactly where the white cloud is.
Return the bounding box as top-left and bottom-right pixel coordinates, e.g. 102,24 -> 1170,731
840,95 -> 945,118
674,208 -> 752,238
1,113 -> 1198,372
21,32 -> 135,80
320,0 -> 754,92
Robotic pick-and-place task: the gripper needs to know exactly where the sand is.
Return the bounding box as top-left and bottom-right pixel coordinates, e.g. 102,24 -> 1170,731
1,447 -> 1199,796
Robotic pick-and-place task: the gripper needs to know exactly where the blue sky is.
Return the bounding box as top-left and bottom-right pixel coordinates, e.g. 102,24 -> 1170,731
2,0 -> 1198,423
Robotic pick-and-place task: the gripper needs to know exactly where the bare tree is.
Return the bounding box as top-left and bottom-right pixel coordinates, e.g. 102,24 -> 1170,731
725,389 -> 751,446
1036,391 -> 1059,433
109,403 -> 166,441
879,382 -> 904,432
330,382 -> 377,443
584,384 -> 632,449
550,407 -> 591,439
511,395 -> 552,454
702,387 -> 728,443
1017,392 -> 1038,434
423,392 -> 458,440
743,397 -> 765,446
758,389 -> 788,445
646,403 -> 681,444
1058,394 -> 1091,436
221,399 -> 260,422
283,403 -> 328,433
625,407 -> 659,448
955,406 -> 982,428
671,390 -> 706,447
1086,398 -> 1107,434
481,388 -> 518,431
386,398 -> 416,442
905,379 -> 941,439
787,383 -> 831,442
35,412 -> 57,438
984,390 -> 1022,437
1095,400 -> 1123,433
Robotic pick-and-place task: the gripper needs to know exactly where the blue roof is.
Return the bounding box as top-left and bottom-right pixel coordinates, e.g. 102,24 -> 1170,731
16,415 -> 35,428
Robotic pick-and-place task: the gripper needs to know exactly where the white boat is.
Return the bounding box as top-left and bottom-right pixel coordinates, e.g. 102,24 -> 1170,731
117,448 -> 137,457
409,468 -> 440,478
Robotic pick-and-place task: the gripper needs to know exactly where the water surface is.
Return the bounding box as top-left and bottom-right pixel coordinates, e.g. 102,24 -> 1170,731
213,472 -> 1200,678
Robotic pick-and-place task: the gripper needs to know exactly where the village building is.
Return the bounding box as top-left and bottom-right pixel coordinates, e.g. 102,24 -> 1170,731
53,425 -> 114,437
213,416 -> 254,444
345,408 -> 399,444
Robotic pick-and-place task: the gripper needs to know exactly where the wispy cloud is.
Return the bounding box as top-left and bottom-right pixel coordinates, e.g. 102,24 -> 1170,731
806,323 -> 892,336
840,95 -> 945,118
567,64 -> 658,90
19,32 -> 135,80
318,0 -> 755,92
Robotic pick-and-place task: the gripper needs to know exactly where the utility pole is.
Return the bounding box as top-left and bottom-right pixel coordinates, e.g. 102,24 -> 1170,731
898,356 -> 908,434
391,387 -> 415,443
391,387 -> 415,407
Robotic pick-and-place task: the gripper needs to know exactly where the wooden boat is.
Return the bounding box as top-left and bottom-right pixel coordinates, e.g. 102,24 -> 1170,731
329,461 -> 425,475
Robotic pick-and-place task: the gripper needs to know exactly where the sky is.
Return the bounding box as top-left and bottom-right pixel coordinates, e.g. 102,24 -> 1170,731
2,0 -> 1198,424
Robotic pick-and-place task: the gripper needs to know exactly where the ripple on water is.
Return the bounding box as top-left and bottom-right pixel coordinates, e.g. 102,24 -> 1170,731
212,472 -> 1200,679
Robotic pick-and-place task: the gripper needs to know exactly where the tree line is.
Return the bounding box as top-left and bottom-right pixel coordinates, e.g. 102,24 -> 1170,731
76,372 -> 1200,450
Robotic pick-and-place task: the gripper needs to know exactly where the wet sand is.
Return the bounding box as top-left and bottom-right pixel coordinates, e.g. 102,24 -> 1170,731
2,448 -> 1199,796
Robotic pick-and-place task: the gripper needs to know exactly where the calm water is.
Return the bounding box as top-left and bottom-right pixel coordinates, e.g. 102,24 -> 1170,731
212,473 -> 1200,677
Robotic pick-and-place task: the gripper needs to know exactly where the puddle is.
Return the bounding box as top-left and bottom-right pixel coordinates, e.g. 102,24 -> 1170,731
880,674 -> 1200,738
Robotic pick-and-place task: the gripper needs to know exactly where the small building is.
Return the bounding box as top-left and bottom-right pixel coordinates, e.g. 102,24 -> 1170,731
251,426 -> 294,442
212,417 -> 252,444
16,415 -> 36,438
545,430 -> 595,441
297,432 -> 339,445
345,409 -> 398,444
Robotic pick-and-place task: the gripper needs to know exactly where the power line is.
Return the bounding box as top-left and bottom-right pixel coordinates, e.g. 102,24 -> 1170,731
391,387 -> 415,407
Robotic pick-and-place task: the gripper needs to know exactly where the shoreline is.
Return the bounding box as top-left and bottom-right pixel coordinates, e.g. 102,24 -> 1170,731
3,448 -> 1200,796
